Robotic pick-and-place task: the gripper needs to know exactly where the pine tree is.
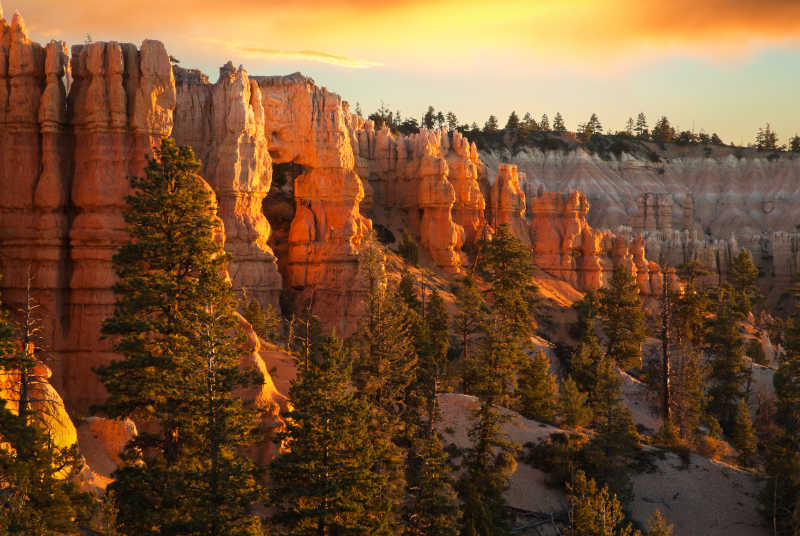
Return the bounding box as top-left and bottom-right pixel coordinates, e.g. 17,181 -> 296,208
484,115 -> 499,133
635,113 -> 649,138
570,292 -> 604,393
94,138 -> 264,536
790,135 -> 800,153
0,287 -> 95,534
553,112 -> 566,133
670,261 -> 711,444
705,286 -> 749,435
404,432 -> 461,536
755,123 -> 778,150
733,398 -> 757,466
625,117 -> 635,136
516,351 -> 557,423
599,266 -> 647,371
0,272 -> 49,421
419,289 -> 450,430
585,402 -> 639,504
0,405 -> 95,535
591,354 -> 622,427
446,112 -> 459,131
521,112 -> 538,131
353,241 -> 417,423
761,284 -> 800,535
270,336 -> 391,535
651,117 -> 675,143
558,376 -> 592,429
539,113 -> 550,131
453,275 -> 486,394
398,269 -> 422,313
477,225 -> 536,343
645,510 -> 673,536
423,106 -> 437,130
472,225 -> 537,404
727,249 -> 760,316
352,241 -> 414,530
504,111 -> 520,132
458,400 -> 517,536
566,470 -> 640,536
243,296 -> 282,344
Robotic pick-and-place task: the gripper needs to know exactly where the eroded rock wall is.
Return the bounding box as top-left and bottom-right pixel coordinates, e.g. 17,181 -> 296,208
0,11 -> 177,412
173,63 -> 282,307
254,73 -> 371,333
354,125 -> 488,270
528,191 -> 673,295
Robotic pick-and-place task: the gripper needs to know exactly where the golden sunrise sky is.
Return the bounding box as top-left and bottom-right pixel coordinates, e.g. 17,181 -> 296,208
5,0 -> 800,144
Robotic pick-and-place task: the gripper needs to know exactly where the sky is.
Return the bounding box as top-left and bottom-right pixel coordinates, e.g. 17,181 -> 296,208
4,0 -> 800,145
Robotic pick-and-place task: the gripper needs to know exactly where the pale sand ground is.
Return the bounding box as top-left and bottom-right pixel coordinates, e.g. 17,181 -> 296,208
437,392 -> 768,535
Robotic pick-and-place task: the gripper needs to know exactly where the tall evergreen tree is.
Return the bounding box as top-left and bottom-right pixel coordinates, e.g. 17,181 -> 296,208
453,275 -> 486,394
570,292 -> 604,393
790,135 -> 800,153
670,261 -> 711,444
94,138 -> 264,536
539,113 -> 550,131
599,266 -> 646,371
270,336 -> 392,535
733,398 -> 757,466
404,432 -> 461,536
553,112 -> 566,133
762,283 -> 800,535
457,400 -> 517,536
516,351 -> 557,423
0,404 -> 94,535
727,249 -> 760,316
566,470 -> 640,536
0,286 -> 95,534
504,112 -> 520,132
558,376 -> 592,429
352,241 -> 415,531
476,225 -> 537,353
705,286 -> 749,435
635,113 -> 649,138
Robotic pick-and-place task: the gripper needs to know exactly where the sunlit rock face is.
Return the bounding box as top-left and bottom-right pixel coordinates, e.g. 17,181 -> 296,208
253,73 -> 371,334
488,163 -> 528,245
353,124 -> 489,271
173,63 -> 282,308
486,146 -> 800,296
528,191 -> 675,296
0,10 -> 177,413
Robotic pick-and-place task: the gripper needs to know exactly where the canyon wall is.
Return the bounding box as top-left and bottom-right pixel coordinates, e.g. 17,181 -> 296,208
0,11 -> 177,412
172,63 -> 282,308
0,9 -> 704,416
529,191 -> 671,296
253,73 -> 372,333
485,146 -> 800,293
353,125 -> 486,269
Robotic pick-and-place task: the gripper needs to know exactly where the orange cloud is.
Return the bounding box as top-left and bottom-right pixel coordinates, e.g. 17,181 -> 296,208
5,0 -> 800,73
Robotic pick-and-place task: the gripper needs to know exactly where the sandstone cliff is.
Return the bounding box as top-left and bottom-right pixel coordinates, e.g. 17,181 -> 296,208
485,146 -> 800,292
173,63 -> 282,308
354,125 -> 479,271
0,11 -> 176,412
529,191 -> 673,295
254,73 -> 372,333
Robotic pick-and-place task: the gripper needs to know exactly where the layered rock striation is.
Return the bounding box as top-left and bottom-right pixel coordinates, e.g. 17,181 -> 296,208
253,73 -> 371,332
0,11 -> 177,412
354,125 -> 472,270
529,191 -> 672,295
173,63 -> 282,307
